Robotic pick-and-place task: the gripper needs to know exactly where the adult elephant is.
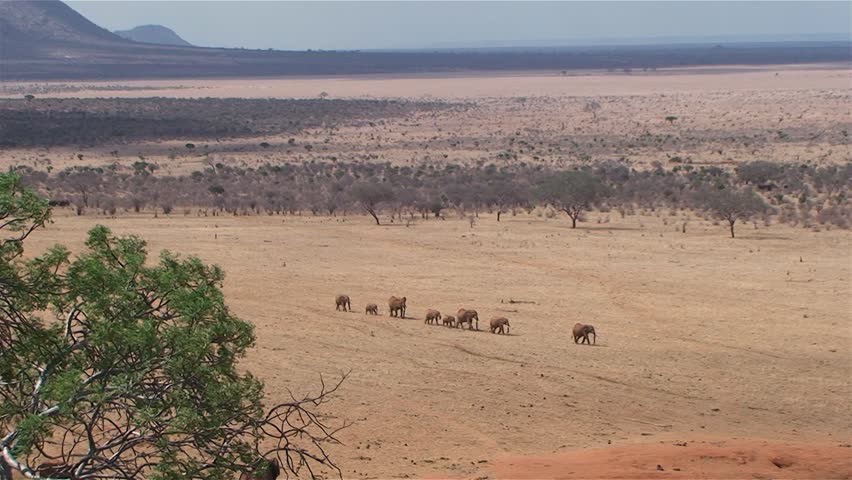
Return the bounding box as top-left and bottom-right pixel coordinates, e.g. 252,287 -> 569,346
456,308 -> 479,330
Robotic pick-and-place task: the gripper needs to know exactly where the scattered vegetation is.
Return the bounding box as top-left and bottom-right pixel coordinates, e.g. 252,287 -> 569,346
0,98 -> 453,147
13,160 -> 852,235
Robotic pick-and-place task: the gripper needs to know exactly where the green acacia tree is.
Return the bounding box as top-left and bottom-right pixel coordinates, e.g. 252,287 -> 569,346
0,173 -> 345,479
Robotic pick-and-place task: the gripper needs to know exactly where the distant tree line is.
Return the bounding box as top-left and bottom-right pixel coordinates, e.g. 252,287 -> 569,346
15,159 -> 852,236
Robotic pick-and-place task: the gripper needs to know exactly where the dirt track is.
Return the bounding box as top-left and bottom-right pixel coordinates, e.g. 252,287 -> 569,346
26,211 -> 852,479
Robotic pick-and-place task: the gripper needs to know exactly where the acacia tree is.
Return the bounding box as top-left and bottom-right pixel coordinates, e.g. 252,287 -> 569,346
488,178 -> 526,222
538,170 -> 611,228
0,174 -> 345,480
583,100 -> 601,120
696,186 -> 771,238
350,182 -> 395,225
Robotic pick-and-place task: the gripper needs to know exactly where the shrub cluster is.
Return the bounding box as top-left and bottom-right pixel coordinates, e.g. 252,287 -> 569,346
15,159 -> 852,234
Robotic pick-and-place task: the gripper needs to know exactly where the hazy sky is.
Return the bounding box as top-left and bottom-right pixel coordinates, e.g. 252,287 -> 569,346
66,1 -> 852,50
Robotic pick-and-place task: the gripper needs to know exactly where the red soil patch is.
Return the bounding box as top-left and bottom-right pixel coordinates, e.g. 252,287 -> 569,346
489,439 -> 852,479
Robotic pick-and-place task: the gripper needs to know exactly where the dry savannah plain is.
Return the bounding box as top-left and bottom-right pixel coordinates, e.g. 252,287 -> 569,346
4,65 -> 852,479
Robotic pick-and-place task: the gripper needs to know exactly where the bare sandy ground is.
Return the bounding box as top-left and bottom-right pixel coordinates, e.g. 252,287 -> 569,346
490,438 -> 852,479
24,210 -> 852,479
5,65 -> 851,478
1,64 -> 848,100
3,65 -> 849,176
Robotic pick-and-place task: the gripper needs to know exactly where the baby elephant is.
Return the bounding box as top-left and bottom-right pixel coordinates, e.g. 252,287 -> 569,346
442,315 -> 456,327
425,309 -> 442,325
365,303 -> 379,315
573,323 -> 596,345
335,294 -> 351,311
490,316 -> 510,334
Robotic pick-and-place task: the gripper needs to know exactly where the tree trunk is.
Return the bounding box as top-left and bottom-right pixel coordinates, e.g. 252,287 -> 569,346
562,207 -> 579,228
497,211 -> 502,222
367,209 -> 380,225
729,219 -> 736,238
0,457 -> 11,480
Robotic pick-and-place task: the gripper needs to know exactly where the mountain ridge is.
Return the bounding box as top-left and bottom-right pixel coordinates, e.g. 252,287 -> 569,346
114,25 -> 192,47
1,0 -> 849,81
0,0 -> 128,59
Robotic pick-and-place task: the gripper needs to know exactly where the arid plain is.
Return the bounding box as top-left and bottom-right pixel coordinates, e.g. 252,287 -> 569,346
6,65 -> 852,478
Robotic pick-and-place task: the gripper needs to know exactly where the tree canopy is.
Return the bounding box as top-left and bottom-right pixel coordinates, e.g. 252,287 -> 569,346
0,173 -> 344,480
696,186 -> 771,238
350,182 -> 395,225
537,170 -> 611,228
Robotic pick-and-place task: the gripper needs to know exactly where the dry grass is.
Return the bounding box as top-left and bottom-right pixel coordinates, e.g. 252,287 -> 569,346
2,65 -> 849,176
6,65 -> 851,478
25,211 -> 852,478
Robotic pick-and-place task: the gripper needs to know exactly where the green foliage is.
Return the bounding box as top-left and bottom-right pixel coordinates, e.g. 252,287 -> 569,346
0,174 -> 343,479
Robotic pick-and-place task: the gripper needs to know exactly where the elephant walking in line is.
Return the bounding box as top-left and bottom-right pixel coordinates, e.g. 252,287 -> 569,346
388,296 -> 407,318
335,294 -> 351,311
456,308 -> 479,330
490,316 -> 510,334
573,323 -> 596,345
425,309 -> 442,324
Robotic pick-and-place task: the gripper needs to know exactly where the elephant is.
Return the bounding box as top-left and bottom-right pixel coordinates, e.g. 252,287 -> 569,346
490,316 -> 510,334
335,294 -> 351,311
425,309 -> 442,324
573,323 -> 596,345
365,303 -> 379,315
239,458 -> 281,480
456,308 -> 479,330
442,315 -> 456,327
388,296 -> 407,318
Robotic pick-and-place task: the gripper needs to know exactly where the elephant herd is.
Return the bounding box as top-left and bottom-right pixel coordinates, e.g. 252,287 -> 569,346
335,294 -> 513,335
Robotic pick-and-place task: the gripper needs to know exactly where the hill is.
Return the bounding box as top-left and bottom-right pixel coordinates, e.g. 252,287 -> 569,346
114,25 -> 192,47
0,0 -> 849,80
0,0 -> 128,59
